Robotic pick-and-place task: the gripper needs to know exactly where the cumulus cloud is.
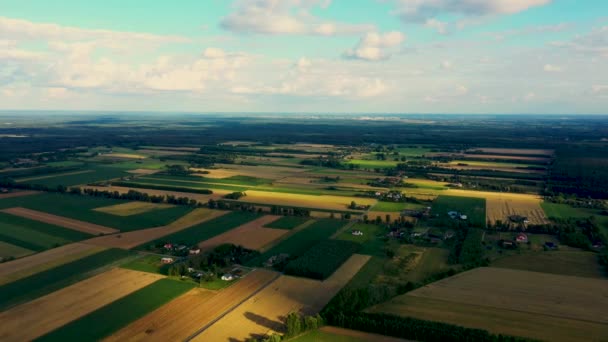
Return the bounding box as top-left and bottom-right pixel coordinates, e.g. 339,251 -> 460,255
395,0 -> 552,23
344,31 -> 405,61
220,0 -> 373,35
440,60 -> 453,70
543,64 -> 563,72
425,19 -> 449,34
552,26 -> 608,58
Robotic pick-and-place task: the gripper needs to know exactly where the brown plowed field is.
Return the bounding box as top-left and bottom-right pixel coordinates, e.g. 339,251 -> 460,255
193,254 -> 371,341
0,242 -> 104,282
0,268 -> 163,342
84,208 -> 227,249
105,268 -> 279,342
0,190 -> 39,199
1,207 -> 119,235
197,215 -> 287,251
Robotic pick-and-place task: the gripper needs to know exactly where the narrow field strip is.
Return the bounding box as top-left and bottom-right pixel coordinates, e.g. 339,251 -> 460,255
0,248 -> 131,310
83,208 -> 227,249
15,170 -> 94,183
0,191 -> 39,199
0,268 -> 163,342
2,207 -> 119,235
197,215 -> 286,251
106,269 -> 279,342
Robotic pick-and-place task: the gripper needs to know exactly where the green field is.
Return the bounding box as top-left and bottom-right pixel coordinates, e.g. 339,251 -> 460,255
371,201 -> 424,212
35,279 -> 194,342
347,159 -> 398,169
0,248 -> 131,310
18,166 -> 128,187
285,239 -> 360,279
0,193 -> 192,232
395,146 -> 434,157
264,216 -> 311,230
0,212 -> 92,252
0,241 -> 33,259
120,254 -> 170,275
492,251 -> 605,278
248,219 -> 347,266
343,256 -> 384,290
336,223 -> 386,257
142,211 -> 261,247
540,202 -> 594,220
291,329 -> 371,342
430,195 -> 486,227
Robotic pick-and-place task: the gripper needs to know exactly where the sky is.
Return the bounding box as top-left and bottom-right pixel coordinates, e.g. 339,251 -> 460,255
0,0 -> 607,114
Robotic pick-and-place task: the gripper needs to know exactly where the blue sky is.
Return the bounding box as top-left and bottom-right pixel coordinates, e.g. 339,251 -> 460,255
0,0 -> 607,114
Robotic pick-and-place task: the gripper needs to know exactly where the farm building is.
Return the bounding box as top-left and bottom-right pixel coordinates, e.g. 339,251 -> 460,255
189,248 -> 201,255
221,274 -> 234,281
501,240 -> 516,248
161,257 -> 174,264
163,243 -> 173,250
516,233 -> 528,243
352,230 -> 364,236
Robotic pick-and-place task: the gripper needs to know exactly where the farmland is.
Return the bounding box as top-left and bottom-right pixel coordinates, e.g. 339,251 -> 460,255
265,216 -> 311,229
430,195 -> 486,227
285,239 -> 360,279
106,269 -> 279,342
371,201 -> 424,212
248,219 -> 348,266
0,193 -> 193,231
141,211 -> 261,250
370,267 -> 608,341
93,202 -> 174,216
0,268 -> 163,341
197,215 -> 288,251
193,254 -> 371,341
0,248 -> 131,310
336,223 -> 386,257
36,279 -> 194,342
0,211 -> 93,252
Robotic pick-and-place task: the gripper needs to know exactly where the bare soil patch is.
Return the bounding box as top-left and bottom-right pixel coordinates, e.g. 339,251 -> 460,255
198,215 -> 287,251
94,202 -> 174,216
1,207 -> 118,235
105,268 -> 279,342
193,254 -> 371,341
0,268 -> 163,342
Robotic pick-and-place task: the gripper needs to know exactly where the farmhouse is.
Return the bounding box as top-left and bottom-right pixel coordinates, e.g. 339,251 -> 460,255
163,243 -> 173,250
189,248 -> 201,255
161,257 -> 174,264
351,230 -> 364,236
516,233 -> 528,243
221,274 -> 234,281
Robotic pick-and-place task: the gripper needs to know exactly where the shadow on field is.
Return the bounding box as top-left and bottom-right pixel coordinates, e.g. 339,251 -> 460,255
244,311 -> 283,331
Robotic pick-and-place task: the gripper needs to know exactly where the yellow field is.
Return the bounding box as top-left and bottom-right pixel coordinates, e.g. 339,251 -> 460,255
0,268 -> 164,342
193,254 -> 371,341
93,202 -> 174,216
98,153 -> 147,159
15,170 -> 94,182
445,189 -> 548,225
0,243 -> 104,284
191,163 -> 307,180
241,190 -> 377,212
83,208 -> 227,249
370,267 -> 608,342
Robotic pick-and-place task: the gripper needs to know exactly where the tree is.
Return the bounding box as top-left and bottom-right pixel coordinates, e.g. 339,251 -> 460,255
285,312 -> 302,337
350,201 -> 357,209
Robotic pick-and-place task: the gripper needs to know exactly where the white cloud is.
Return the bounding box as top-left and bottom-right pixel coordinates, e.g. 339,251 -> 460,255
202,48 -> 227,59
543,64 -> 563,72
395,0 -> 552,23
440,60 -> 453,69
344,31 -> 405,61
221,0 -> 373,35
592,85 -> 608,96
425,19 -> 448,34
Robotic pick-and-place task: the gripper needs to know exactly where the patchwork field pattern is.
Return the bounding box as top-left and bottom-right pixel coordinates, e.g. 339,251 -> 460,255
371,267 -> 608,341
193,254 -> 371,341
106,269 -> 279,342
85,208 -> 227,249
197,215 -> 287,251
0,268 -> 163,342
2,207 -> 119,235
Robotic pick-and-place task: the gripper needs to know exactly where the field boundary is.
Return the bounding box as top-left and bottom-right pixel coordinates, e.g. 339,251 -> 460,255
185,270 -> 281,341
1,207 -> 119,235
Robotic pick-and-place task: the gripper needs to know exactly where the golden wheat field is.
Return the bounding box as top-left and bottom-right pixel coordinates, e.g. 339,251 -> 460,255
0,268 -> 163,342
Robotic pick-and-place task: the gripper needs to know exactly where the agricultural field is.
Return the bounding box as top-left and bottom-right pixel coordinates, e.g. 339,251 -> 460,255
371,201 -> 424,212
285,239 -> 361,279
0,193 -> 193,231
248,219 -> 347,266
197,215 -> 288,251
15,166 -> 128,187
106,269 -> 279,342
264,216 -> 311,229
484,193 -> 548,225
140,211 -> 262,250
0,243 -> 105,285
370,267 -> 608,341
84,208 -> 227,249
193,254 -> 371,341
35,279 -> 194,342
0,241 -> 33,259
430,195 -> 486,227
336,223 -> 386,257
540,202 -> 596,220
240,190 -> 376,211
0,268 -> 163,342
492,251 -> 605,278
293,327 -> 407,342
2,207 -> 118,235
93,202 -> 174,216
0,211 -> 93,253
0,248 -> 131,310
